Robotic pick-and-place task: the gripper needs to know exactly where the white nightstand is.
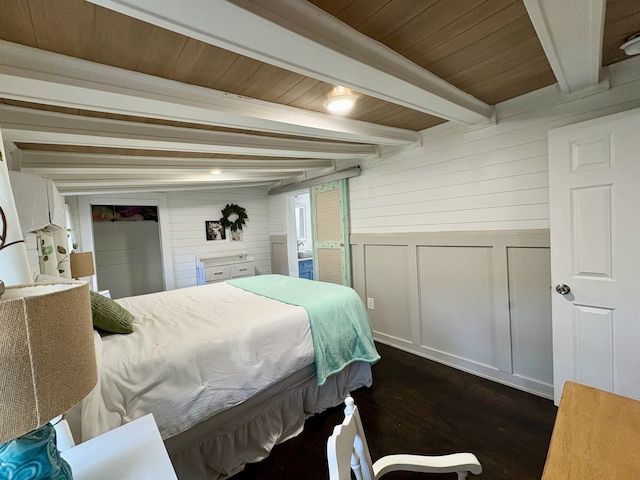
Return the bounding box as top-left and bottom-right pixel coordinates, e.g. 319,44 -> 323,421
61,414 -> 177,480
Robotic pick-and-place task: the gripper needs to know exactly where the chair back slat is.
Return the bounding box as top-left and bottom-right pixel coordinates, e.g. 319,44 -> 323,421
328,396 -> 481,480
328,397 -> 375,480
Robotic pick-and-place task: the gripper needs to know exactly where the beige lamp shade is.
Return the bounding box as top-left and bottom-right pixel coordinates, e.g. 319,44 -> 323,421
70,251 -> 95,279
0,282 -> 97,443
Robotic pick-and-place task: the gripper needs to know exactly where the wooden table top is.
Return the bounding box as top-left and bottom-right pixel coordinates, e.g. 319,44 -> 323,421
542,381 -> 640,479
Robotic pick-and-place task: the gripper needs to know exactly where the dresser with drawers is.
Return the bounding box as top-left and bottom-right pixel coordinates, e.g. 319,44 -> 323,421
196,251 -> 255,285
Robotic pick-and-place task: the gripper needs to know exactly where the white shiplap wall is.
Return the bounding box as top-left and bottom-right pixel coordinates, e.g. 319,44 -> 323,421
168,187 -> 271,289
67,187 -> 271,291
268,193 -> 287,235
349,57 -> 640,233
24,232 -> 40,279
66,196 -> 83,250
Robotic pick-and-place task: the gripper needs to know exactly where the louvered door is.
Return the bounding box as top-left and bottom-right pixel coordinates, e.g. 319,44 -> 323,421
311,179 -> 351,286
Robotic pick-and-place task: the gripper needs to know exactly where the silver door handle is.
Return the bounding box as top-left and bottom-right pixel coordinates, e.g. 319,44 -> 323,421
555,284 -> 571,295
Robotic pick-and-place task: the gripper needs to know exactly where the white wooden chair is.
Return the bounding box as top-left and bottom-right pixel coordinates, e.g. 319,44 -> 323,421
327,397 -> 482,480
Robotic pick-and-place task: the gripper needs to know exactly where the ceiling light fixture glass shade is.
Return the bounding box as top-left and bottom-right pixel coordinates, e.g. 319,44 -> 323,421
324,86 -> 357,113
620,33 -> 640,56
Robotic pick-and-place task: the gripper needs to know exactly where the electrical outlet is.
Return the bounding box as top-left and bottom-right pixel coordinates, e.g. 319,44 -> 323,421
367,297 -> 375,310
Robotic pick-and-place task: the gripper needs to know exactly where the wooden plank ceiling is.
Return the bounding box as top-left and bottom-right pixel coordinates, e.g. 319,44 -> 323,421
0,0 -> 639,194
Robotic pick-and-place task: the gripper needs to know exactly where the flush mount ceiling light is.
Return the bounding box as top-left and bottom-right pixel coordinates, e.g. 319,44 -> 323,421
620,33 -> 640,56
323,86 -> 357,113
210,169 -> 222,175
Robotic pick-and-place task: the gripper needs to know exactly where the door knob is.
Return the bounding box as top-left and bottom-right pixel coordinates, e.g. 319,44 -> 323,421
555,284 -> 571,295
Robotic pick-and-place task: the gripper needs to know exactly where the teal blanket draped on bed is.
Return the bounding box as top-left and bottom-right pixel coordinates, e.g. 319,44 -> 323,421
227,274 -> 380,385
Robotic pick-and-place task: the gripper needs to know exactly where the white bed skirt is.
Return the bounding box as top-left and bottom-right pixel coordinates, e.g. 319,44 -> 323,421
166,361 -> 373,480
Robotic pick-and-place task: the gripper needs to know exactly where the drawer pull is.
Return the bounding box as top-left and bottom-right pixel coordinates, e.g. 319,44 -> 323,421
214,271 -> 224,275
239,268 -> 247,272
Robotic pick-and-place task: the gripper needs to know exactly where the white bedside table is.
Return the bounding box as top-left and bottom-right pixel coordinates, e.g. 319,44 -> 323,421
61,414 -> 177,480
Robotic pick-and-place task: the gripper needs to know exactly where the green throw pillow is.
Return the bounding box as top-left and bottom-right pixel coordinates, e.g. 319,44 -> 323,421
89,291 -> 135,334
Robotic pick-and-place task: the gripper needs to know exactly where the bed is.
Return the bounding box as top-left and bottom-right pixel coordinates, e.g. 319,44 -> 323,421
66,274 -> 380,479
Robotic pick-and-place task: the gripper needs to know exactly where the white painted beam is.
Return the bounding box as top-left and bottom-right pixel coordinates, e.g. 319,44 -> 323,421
0,105 -> 376,160
524,0 -> 607,93
23,165 -> 324,176
1,141 -> 20,170
0,40 -> 418,146
50,172 -> 291,183
58,181 -> 276,196
53,174 -> 288,189
86,0 -> 494,125
19,150 -> 335,172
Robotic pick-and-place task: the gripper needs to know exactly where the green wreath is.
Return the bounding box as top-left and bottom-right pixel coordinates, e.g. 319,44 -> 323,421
220,204 -> 248,232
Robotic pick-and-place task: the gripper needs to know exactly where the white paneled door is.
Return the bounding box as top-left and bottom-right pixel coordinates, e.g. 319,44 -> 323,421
548,107 -> 640,405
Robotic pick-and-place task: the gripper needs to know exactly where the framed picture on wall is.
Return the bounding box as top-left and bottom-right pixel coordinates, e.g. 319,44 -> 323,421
205,220 -> 225,241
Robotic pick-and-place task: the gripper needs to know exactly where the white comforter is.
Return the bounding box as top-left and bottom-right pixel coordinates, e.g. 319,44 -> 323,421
72,282 -> 313,442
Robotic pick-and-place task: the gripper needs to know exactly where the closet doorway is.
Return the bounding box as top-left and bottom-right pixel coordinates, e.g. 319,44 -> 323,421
91,204 -> 163,299
78,194 -> 174,298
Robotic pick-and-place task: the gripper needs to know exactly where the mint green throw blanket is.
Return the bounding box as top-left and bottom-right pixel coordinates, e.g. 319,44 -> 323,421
228,275 -> 380,385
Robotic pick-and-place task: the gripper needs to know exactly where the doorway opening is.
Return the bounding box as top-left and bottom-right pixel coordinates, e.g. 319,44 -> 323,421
91,204 -> 164,299
288,190 -> 313,280
284,179 -> 352,285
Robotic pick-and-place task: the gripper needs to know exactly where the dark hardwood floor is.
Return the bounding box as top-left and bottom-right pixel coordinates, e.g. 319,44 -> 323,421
233,342 -> 557,479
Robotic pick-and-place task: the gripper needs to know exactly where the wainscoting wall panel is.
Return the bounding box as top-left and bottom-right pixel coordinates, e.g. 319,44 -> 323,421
507,247 -> 553,388
351,230 -> 552,398
418,245 -> 496,368
363,244 -> 411,343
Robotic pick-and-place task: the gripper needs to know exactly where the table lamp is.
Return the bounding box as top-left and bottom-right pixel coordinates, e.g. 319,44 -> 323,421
70,252 -> 95,280
0,280 -> 97,480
